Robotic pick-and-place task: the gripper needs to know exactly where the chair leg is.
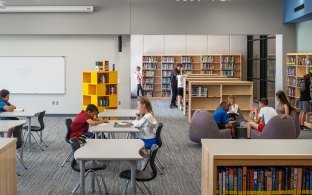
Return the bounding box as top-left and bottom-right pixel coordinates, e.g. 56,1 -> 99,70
122,180 -> 130,195
70,182 -> 80,195
95,175 -> 103,194
61,151 -> 73,167
156,156 -> 165,169
98,171 -> 109,194
155,163 -> 164,175
136,181 -> 146,194
36,132 -> 48,147
142,182 -> 152,195
16,153 -> 27,169
31,133 -> 45,151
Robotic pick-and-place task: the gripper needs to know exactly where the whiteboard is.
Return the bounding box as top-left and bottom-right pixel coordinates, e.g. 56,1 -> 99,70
0,56 -> 65,94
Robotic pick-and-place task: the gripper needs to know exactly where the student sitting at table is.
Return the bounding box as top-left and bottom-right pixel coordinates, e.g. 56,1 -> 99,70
70,104 -> 108,140
213,101 -> 234,136
132,96 -> 158,170
0,89 -> 19,137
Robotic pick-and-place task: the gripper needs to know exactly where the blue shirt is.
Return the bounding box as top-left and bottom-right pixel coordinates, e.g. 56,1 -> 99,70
0,99 -> 11,112
213,108 -> 229,125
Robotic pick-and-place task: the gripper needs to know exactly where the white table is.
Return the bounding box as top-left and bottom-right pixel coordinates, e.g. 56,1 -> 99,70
74,139 -> 144,195
0,120 -> 27,137
0,110 -> 43,152
89,120 -> 140,139
98,109 -> 137,119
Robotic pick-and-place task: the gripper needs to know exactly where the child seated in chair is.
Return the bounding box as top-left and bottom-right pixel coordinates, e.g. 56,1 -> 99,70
131,96 -> 158,170
246,97 -> 277,138
213,101 -> 234,136
227,95 -> 239,121
70,104 -> 108,141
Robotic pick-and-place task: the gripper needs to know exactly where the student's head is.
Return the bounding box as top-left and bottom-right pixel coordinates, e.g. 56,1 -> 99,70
176,63 -> 183,70
85,104 -> 99,118
227,95 -> 235,105
0,89 -> 10,102
136,66 -> 141,71
275,90 -> 288,104
137,96 -> 153,115
219,101 -> 229,111
258,97 -> 268,108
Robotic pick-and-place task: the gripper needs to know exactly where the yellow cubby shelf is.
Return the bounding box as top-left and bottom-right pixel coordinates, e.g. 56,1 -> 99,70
82,70 -> 118,111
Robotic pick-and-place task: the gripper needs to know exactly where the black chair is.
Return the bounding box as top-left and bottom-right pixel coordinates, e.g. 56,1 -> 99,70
13,124 -> 27,173
119,144 -> 159,195
23,110 -> 47,151
145,123 -> 164,175
69,137 -> 108,195
61,118 -> 73,167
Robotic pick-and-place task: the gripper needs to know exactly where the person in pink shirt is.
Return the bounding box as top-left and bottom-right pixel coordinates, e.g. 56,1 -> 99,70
135,66 -> 144,97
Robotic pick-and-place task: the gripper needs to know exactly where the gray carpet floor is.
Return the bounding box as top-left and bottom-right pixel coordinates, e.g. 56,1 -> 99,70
16,99 -> 312,195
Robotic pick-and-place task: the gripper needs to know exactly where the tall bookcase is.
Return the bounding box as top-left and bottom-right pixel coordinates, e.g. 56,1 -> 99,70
142,54 -> 242,98
188,81 -> 253,122
82,71 -> 118,112
286,53 -> 312,109
202,139 -> 312,195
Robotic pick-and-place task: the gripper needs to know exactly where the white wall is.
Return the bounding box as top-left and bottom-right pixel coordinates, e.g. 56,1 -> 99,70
130,35 -> 248,96
0,35 -> 131,114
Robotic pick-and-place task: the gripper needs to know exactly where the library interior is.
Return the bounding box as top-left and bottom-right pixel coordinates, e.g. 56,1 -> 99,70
1,0 -> 312,195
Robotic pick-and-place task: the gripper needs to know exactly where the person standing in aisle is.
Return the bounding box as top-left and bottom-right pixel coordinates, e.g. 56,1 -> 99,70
170,63 -> 182,109
177,67 -> 187,110
135,66 -> 144,97
298,74 -> 311,130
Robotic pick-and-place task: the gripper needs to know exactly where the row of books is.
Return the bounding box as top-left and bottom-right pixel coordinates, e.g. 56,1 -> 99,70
162,71 -> 172,77
142,56 -> 158,63
143,84 -> 153,90
181,56 -> 192,63
162,63 -> 174,70
183,64 -> 193,70
221,63 -> 236,70
221,56 -> 235,63
162,78 -> 171,84
202,63 -> 215,70
201,56 -> 214,63
222,71 -> 235,77
217,166 -> 312,194
143,63 -> 157,69
144,78 -> 154,84
287,88 -> 296,97
143,71 -> 155,77
162,91 -> 171,97
192,86 -> 208,97
287,57 -> 312,66
162,57 -> 176,63
287,68 -> 296,76
201,70 -> 215,74
144,91 -> 153,97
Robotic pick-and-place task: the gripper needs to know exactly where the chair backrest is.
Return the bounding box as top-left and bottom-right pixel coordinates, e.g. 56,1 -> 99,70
147,144 -> 159,180
155,123 -> 163,148
69,137 -> 81,172
290,110 -> 300,138
188,110 -> 232,143
37,110 -> 46,131
12,124 -> 24,149
65,118 -> 72,143
251,114 -> 297,139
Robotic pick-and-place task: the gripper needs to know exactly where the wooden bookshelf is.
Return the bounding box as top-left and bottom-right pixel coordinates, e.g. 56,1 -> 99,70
188,81 -> 253,122
286,53 -> 312,109
0,138 -> 17,195
142,54 -> 242,98
82,70 -> 118,112
182,76 -> 240,116
201,139 -> 312,195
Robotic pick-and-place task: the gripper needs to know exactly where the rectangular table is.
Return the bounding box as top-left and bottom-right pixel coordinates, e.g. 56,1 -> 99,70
74,139 -> 144,195
89,120 -> 140,139
0,120 -> 27,137
0,109 -> 43,152
98,109 -> 137,119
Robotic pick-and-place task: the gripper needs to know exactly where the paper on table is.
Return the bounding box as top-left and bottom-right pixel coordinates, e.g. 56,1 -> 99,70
97,123 -> 108,126
14,108 -> 24,112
